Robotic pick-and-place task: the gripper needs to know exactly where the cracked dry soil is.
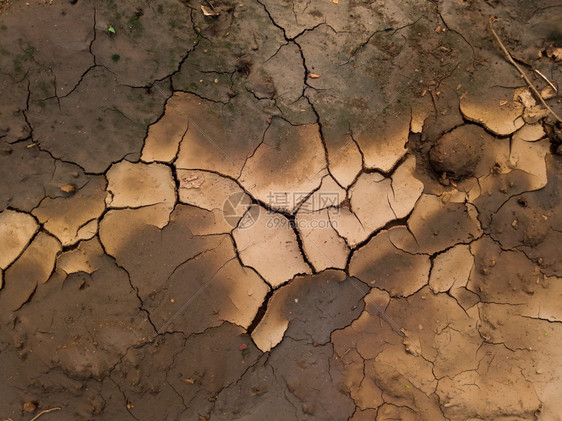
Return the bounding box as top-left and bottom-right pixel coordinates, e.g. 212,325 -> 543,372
1,0 -> 562,420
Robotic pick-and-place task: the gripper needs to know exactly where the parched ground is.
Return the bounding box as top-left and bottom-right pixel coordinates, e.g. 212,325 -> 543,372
1,0 -> 562,420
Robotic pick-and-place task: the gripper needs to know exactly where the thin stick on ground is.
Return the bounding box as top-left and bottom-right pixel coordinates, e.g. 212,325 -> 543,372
489,18 -> 562,123
29,408 -> 61,421
534,68 -> 558,93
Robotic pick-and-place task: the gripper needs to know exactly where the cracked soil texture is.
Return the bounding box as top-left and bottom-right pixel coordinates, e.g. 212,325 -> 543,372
1,0 -> 562,420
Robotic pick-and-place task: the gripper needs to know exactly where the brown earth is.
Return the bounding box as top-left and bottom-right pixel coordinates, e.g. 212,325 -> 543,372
1,0 -> 562,420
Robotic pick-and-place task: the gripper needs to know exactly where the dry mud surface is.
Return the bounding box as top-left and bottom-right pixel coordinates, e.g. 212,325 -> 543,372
1,0 -> 562,420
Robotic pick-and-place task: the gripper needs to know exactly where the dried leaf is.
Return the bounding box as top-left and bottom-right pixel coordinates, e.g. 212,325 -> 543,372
201,5 -> 219,16
540,85 -> 556,100
514,87 -> 536,108
546,46 -> 562,61
60,184 -> 76,193
523,105 -> 549,124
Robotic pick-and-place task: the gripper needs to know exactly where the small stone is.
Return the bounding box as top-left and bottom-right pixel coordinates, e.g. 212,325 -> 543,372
23,401 -> 37,413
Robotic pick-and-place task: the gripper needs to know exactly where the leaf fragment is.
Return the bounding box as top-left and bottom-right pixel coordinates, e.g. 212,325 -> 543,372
201,5 -> 219,16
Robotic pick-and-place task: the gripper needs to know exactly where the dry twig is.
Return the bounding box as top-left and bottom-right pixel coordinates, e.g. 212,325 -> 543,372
534,68 -> 558,93
489,18 -> 562,123
29,408 -> 61,421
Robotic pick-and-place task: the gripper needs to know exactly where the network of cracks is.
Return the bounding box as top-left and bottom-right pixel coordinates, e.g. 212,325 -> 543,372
1,0 -> 561,420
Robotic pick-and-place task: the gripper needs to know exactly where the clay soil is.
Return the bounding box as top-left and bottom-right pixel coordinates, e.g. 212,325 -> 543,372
1,0 -> 562,420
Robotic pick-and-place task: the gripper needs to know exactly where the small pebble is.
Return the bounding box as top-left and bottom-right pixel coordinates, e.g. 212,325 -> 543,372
23,401 -> 37,413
